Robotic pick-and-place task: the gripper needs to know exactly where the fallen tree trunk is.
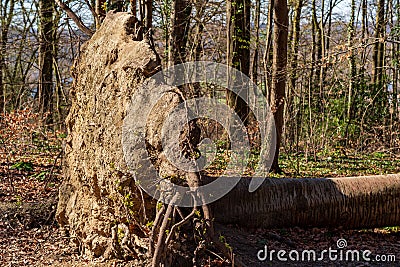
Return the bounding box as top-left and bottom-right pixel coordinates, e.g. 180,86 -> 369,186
211,174 -> 400,229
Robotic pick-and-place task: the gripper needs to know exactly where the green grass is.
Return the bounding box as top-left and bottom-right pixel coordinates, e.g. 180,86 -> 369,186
280,150 -> 400,178
204,146 -> 400,178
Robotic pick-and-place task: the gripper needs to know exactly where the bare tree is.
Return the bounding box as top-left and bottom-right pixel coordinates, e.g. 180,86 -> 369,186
226,0 -> 251,125
270,0 -> 288,173
168,0 -> 191,66
38,0 -> 55,121
0,0 -> 16,113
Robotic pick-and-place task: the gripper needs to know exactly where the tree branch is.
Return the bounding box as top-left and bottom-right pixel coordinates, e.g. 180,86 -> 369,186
55,0 -> 94,36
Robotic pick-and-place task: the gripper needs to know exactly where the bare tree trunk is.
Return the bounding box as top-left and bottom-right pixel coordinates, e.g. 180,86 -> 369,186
251,0 -> 261,83
95,0 -> 106,28
344,0 -> 357,143
226,0 -> 251,125
263,0 -> 274,103
312,0 -> 323,111
270,0 -> 288,173
0,0 -> 15,113
373,0 -> 385,86
130,0 -> 137,15
212,174 -> 400,229
168,0 -> 191,66
38,0 -> 55,123
289,0 -> 302,94
287,0 -> 303,150
144,0 -> 152,32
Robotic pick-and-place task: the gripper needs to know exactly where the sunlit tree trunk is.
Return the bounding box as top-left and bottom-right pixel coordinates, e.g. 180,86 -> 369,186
263,0 -> 274,103
95,0 -> 106,28
373,0 -> 385,86
287,0 -> 303,150
345,0 -> 356,142
270,0 -> 288,173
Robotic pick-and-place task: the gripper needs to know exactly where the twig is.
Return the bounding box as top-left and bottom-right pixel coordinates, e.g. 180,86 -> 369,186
165,206 -> 197,246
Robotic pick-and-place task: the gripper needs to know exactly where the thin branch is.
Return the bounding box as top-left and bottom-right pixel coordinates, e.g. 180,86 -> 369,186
165,206 -> 197,246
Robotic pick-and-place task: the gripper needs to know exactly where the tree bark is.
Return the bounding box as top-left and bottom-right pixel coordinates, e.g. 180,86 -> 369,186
144,0 -> 152,32
251,0 -> 261,83
38,0 -> 55,122
344,0 -> 357,142
287,0 -> 303,150
226,0 -> 251,125
130,0 -> 137,15
263,0 -> 274,103
270,0 -> 288,172
373,0 -> 385,87
212,174 -> 400,229
168,0 -> 191,66
0,0 -> 16,113
96,0 -> 106,28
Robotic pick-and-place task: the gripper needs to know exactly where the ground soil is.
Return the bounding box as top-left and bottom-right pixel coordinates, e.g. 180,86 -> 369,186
0,169 -> 398,267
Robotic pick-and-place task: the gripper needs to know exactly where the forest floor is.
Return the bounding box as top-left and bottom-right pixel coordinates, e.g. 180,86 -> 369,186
1,147 -> 399,266
1,112 -> 399,266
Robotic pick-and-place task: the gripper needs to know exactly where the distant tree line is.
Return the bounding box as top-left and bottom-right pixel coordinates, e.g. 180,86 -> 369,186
1,0 -> 399,160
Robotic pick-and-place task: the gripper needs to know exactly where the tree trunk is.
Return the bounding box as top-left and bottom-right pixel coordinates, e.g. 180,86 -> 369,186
0,0 -> 15,113
212,174 -> 400,229
263,0 -> 274,103
373,0 -> 385,86
96,0 -> 106,28
38,0 -> 55,122
270,0 -> 288,172
130,0 -> 137,15
168,0 -> 191,66
311,0 -> 323,112
289,0 -> 302,95
251,0 -> 261,83
144,0 -> 152,33
344,0 -> 357,142
226,0 -> 251,125
287,0 -> 303,150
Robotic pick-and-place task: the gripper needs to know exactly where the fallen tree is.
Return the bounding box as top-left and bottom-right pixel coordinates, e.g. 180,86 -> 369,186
212,174 -> 400,229
56,11 -> 400,266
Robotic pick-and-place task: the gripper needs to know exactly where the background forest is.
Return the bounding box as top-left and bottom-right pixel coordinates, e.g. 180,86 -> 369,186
1,0 -> 400,162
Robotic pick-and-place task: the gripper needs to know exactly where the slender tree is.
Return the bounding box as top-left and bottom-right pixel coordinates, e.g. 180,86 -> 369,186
287,0 -> 303,149
168,0 -> 191,66
270,0 -> 288,172
226,0 -> 251,125
251,0 -> 261,83
263,0 -> 274,103
373,0 -> 385,86
0,0 -> 16,113
38,0 -> 55,121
